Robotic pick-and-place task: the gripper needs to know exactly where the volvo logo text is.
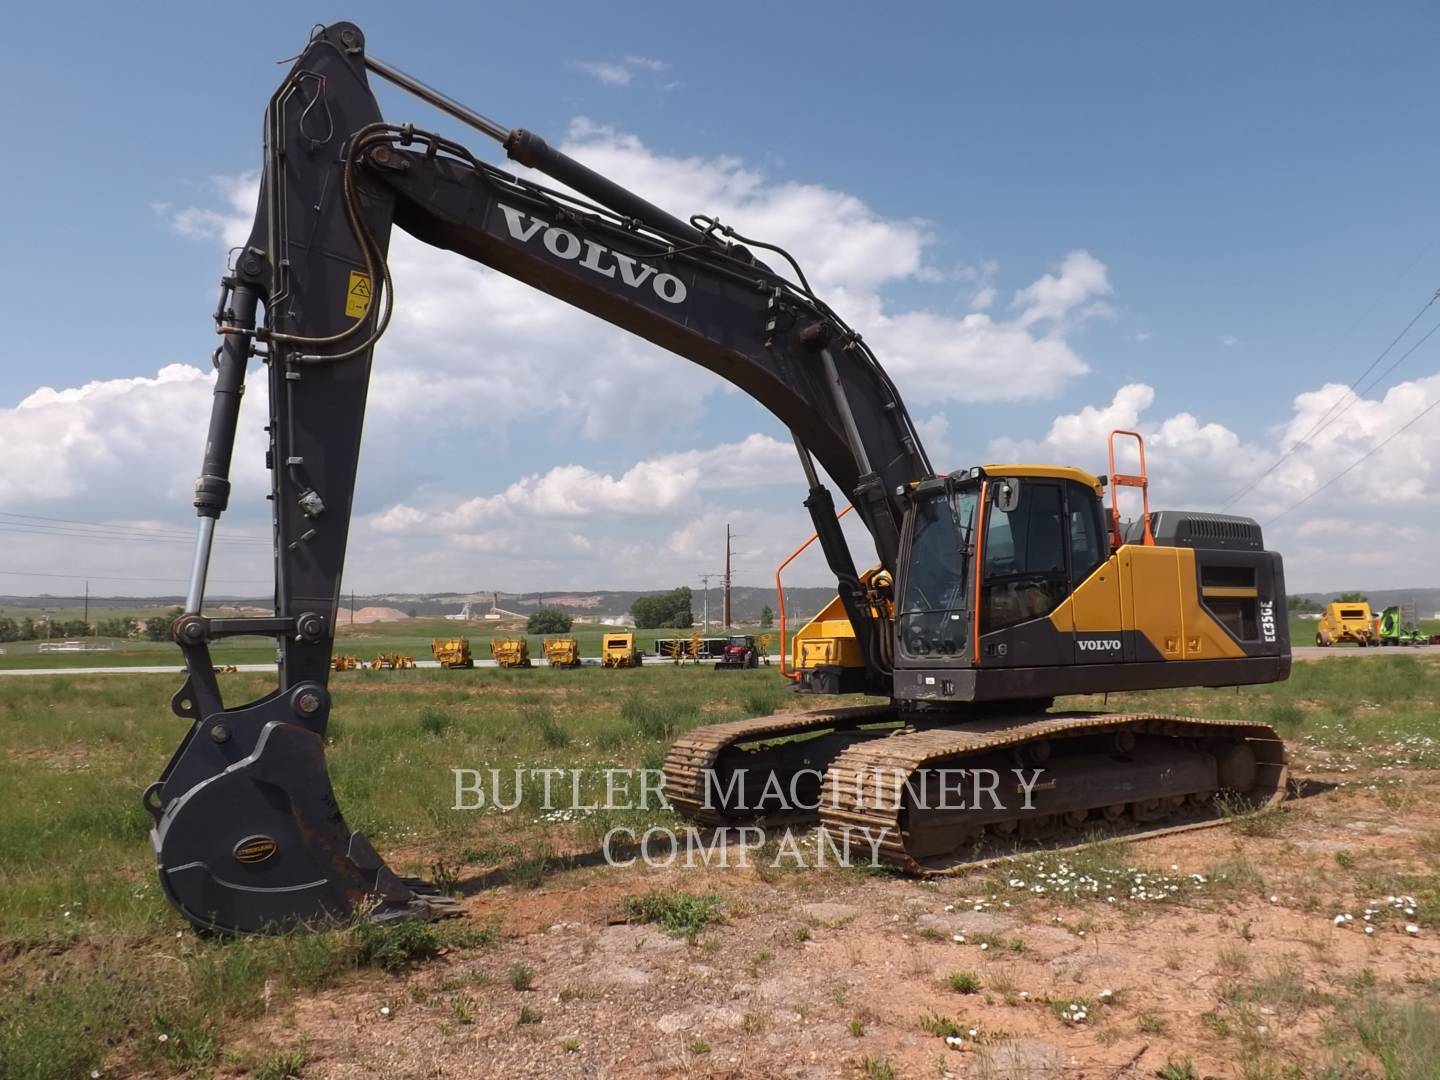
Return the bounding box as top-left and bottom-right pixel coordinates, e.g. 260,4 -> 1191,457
498,204 -> 688,304
1077,639 -> 1121,652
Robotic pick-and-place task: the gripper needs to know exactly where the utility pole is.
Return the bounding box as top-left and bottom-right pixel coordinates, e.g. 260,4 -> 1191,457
723,524 -> 733,629
350,590 -> 355,625
83,581 -> 89,632
699,574 -> 715,630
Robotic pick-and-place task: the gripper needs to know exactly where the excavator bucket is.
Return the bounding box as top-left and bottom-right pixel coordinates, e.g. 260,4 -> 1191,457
146,680 -> 458,933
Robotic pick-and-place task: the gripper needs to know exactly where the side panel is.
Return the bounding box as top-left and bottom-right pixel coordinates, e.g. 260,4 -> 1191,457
1059,554 -> 1124,664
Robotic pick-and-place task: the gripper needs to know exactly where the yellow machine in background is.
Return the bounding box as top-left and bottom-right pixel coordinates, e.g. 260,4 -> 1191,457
371,653 -> 415,670
1315,601 -> 1377,647
489,636 -> 532,668
601,632 -> 642,668
431,637 -> 474,668
543,636 -> 581,668
330,655 -> 362,671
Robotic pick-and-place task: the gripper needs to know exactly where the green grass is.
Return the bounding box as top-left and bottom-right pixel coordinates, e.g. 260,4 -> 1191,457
0,665 -> 809,1074
619,890 -> 726,941
1353,996 -> 1440,1080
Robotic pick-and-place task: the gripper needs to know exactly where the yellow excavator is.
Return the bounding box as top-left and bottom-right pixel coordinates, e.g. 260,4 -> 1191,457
148,23 -> 1290,932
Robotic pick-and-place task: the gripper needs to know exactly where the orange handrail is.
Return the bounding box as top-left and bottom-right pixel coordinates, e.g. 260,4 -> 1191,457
1107,429 -> 1155,548
775,503 -> 854,680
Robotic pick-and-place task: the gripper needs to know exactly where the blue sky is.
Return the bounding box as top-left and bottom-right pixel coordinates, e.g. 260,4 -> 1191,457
1,2 -> 1438,595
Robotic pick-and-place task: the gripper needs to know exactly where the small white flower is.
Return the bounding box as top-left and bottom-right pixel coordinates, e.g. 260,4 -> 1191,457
158,1034 -> 169,1044
945,1035 -> 964,1048
1170,864 -> 1179,871
979,942 -> 989,951
968,1027 -> 978,1036
381,1005 -> 392,1016
1364,926 -> 1375,935
944,904 -> 955,912
952,934 -> 965,943
1269,896 -> 1279,904
1019,991 -> 1029,999
1406,924 -> 1420,935
1099,988 -> 1113,1000
1077,930 -> 1085,937
1333,915 -> 1346,926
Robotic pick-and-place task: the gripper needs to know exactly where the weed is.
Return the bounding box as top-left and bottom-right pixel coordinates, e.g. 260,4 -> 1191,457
507,848 -> 550,889
918,1011 -> 964,1038
1137,1012 -> 1168,1035
1157,1059 -> 1200,1080
353,920 -> 441,972
1217,941 -> 1251,975
1215,792 -> 1287,837
687,1038 -> 711,1054
254,1049 -> 307,1080
861,1055 -> 896,1080
793,925 -> 812,943
508,963 -> 535,991
518,1006 -> 542,1025
418,706 -> 452,736
947,971 -> 981,995
919,926 -> 942,940
561,1038 -> 580,1052
619,891 -> 725,941
849,1018 -> 866,1037
450,997 -> 474,1024
428,856 -> 462,895
1006,936 -> 1026,953
1335,849 -> 1356,870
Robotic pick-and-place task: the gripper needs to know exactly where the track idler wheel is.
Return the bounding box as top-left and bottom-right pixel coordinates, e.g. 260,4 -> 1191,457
146,682 -> 457,934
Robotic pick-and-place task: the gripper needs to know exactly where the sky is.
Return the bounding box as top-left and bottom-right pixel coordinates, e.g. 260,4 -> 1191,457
1,1 -> 1438,598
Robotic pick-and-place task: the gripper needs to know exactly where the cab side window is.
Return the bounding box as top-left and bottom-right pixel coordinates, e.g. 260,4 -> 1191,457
1066,481 -> 1106,584
982,482 -> 1068,632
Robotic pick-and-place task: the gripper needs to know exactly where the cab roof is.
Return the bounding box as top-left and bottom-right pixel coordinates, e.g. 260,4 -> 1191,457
981,464 -> 1104,494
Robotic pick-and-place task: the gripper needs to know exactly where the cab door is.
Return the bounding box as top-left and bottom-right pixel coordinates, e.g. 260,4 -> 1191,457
977,478 -> 1071,667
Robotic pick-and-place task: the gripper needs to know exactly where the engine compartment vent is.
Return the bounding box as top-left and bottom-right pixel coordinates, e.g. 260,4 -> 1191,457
1127,511 -> 1263,551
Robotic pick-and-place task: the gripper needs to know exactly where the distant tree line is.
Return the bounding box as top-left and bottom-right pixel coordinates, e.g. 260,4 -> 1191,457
0,606 -> 182,642
630,587 -> 694,629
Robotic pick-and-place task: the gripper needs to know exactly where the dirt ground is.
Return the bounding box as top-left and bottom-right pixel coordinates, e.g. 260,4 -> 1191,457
226,746 -> 1438,1079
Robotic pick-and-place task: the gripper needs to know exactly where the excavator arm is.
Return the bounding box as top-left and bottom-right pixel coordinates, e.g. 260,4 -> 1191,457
149,22 -> 931,932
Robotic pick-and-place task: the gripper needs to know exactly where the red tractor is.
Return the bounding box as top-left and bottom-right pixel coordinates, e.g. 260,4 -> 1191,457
715,634 -> 761,670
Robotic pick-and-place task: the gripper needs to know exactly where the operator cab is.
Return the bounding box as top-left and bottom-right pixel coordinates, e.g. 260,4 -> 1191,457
897,465 -> 1107,668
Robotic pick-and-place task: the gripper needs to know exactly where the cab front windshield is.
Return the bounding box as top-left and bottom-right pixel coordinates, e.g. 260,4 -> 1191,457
899,486 -> 978,658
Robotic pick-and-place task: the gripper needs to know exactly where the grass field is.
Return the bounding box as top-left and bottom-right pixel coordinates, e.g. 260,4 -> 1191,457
2,657 -> 1438,1076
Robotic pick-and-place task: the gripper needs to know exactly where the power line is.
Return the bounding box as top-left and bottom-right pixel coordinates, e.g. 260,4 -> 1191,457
0,568 -> 272,585
0,516 -> 269,547
1264,393 -> 1440,526
1220,289 -> 1440,509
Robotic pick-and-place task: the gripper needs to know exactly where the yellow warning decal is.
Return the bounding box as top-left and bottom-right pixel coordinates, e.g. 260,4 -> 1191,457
345,270 -> 372,319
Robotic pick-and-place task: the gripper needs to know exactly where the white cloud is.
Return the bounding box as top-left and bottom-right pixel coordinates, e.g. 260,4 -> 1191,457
988,374 -> 1440,589
572,61 -> 633,86
571,56 -> 670,87
1221,334 -> 1239,347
